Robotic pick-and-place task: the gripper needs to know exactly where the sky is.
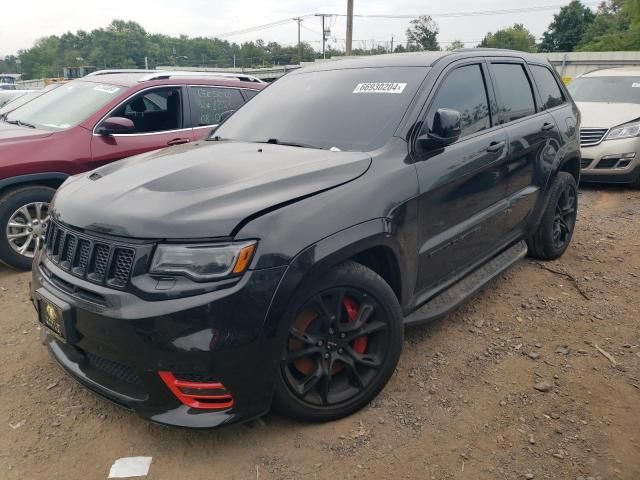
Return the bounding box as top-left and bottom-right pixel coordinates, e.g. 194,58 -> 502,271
0,0 -> 601,57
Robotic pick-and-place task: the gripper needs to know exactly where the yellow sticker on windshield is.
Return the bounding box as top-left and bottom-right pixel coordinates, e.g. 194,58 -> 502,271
353,83 -> 407,94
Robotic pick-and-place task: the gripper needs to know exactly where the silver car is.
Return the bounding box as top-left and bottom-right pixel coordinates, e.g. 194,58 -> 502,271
568,68 -> 640,187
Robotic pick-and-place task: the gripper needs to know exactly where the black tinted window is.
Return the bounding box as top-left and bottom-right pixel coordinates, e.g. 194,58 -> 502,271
109,87 -> 181,134
531,65 -> 565,110
189,87 -> 244,127
242,89 -> 259,101
491,63 -> 536,123
424,64 -> 490,138
214,67 -> 427,151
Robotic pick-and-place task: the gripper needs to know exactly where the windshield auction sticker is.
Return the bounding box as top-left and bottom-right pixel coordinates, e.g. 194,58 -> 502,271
353,82 -> 407,94
93,85 -> 121,94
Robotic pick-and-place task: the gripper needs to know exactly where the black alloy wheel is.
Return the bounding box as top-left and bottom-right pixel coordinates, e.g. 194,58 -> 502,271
552,182 -> 577,250
273,261 -> 403,422
527,172 -> 578,260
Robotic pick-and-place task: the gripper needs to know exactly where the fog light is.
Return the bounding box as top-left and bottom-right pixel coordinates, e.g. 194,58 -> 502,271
617,159 -> 632,168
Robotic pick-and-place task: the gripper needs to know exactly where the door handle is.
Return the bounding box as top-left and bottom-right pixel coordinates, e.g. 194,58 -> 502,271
486,141 -> 506,153
167,138 -> 191,146
541,122 -> 555,131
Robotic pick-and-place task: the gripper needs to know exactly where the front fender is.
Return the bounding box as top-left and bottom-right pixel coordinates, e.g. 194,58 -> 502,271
259,217 -> 416,345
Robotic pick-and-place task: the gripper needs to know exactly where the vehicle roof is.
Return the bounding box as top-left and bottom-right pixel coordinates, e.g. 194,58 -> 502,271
74,73 -> 264,89
296,49 -> 544,73
582,67 -> 640,77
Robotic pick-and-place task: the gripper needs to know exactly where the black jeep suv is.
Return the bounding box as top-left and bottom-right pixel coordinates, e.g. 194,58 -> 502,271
31,50 -> 580,428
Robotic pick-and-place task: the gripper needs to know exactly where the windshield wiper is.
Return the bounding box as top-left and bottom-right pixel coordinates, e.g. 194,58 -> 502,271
259,138 -> 324,150
5,118 -> 36,129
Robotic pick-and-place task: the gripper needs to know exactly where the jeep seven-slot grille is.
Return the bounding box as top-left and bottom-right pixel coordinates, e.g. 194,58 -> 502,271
44,221 -> 136,289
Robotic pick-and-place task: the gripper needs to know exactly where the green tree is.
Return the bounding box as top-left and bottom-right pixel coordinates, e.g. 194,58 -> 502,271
539,0 -> 595,52
445,40 -> 465,51
479,24 -> 537,52
406,15 -> 440,51
578,0 -> 640,50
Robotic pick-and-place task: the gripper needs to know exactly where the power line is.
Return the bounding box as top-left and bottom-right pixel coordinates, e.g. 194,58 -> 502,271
319,3 -> 601,19
217,15 -> 313,38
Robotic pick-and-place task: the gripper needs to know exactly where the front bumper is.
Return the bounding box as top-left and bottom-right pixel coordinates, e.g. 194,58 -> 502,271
31,251 -> 287,428
581,136 -> 640,184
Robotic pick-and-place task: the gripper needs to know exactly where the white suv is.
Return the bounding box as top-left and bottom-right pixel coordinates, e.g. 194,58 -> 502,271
568,68 -> 640,187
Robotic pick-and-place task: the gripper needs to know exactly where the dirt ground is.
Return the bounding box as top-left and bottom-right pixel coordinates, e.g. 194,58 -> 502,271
0,185 -> 639,480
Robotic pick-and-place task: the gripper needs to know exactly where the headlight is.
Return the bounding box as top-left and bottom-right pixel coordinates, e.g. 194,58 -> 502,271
605,121 -> 640,141
150,241 -> 256,281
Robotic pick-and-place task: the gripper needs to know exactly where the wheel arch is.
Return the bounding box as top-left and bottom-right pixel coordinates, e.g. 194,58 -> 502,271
0,172 -> 69,197
261,218 -> 414,343
558,155 -> 580,185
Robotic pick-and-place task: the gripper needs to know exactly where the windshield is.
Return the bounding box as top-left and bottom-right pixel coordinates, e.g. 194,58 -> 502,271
5,81 -> 123,130
568,76 -> 640,104
214,67 -> 428,151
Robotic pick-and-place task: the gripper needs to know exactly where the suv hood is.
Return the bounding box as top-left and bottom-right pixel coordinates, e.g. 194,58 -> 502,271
0,120 -> 54,143
54,141 -> 372,239
576,101 -> 640,129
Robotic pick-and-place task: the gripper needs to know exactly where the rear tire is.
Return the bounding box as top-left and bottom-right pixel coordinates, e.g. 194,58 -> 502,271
527,172 -> 577,260
273,261 -> 403,422
0,186 -> 55,270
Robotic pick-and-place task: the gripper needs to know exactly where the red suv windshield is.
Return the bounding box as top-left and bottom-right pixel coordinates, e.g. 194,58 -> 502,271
6,81 -> 123,131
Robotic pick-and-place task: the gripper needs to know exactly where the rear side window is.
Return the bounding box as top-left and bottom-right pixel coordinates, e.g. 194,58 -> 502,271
490,63 -> 536,124
242,89 -> 260,101
188,87 -> 245,127
530,65 -> 565,110
424,64 -> 491,138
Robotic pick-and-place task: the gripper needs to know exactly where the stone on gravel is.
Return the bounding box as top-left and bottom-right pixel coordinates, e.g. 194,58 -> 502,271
534,381 -> 553,392
528,352 -> 540,360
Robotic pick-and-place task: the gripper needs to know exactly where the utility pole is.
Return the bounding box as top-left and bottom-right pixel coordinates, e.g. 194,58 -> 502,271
315,14 -> 330,59
294,17 -> 302,64
390,36 -> 394,53
346,0 -> 354,56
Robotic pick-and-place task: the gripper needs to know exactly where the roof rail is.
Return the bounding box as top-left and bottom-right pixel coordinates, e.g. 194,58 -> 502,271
85,69 -> 158,77
138,71 -> 265,83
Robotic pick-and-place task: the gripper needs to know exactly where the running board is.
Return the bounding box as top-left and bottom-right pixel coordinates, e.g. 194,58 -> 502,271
403,240 -> 528,326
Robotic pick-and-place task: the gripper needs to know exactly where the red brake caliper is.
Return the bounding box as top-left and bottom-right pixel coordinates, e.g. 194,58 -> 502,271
342,297 -> 368,353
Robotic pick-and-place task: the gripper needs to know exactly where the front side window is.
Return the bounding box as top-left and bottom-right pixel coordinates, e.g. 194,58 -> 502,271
5,81 -> 123,131
568,76 -> 640,104
422,64 -> 491,139
531,65 -> 565,110
107,87 -> 182,134
188,87 -> 244,127
491,63 -> 536,124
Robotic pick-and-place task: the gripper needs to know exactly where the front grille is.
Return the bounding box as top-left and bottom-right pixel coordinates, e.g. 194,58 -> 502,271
580,128 -> 608,147
44,220 -> 137,289
85,352 -> 143,386
581,158 -> 593,169
596,157 -> 619,169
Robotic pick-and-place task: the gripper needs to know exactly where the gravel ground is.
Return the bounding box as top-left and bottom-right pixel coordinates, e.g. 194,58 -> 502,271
0,185 -> 639,480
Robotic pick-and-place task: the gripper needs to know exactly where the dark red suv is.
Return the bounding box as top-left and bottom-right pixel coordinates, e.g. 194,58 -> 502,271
0,70 -> 264,269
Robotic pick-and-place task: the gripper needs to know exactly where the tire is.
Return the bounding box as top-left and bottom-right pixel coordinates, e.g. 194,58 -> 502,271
527,172 -> 578,260
0,186 -> 55,270
273,261 -> 403,422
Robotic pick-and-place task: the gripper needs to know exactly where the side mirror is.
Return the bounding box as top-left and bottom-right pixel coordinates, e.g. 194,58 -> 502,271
417,108 -> 462,149
96,117 -> 135,135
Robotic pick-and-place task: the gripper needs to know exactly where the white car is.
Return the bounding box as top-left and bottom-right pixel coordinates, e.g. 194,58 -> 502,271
568,68 -> 640,187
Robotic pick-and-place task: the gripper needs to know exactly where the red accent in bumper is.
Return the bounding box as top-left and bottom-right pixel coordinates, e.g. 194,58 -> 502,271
158,371 -> 234,410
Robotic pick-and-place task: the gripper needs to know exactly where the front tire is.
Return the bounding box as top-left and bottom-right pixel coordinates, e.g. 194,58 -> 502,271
273,261 -> 403,422
527,172 -> 578,260
0,186 -> 54,270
